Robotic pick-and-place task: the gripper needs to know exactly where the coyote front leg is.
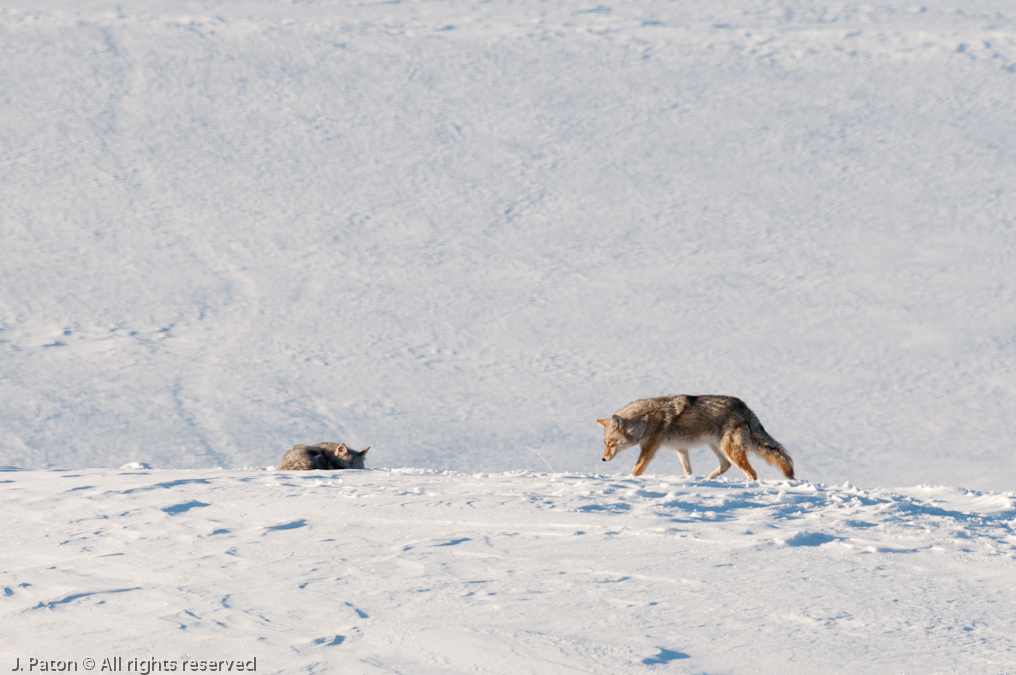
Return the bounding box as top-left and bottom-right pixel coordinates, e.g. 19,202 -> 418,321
631,439 -> 662,476
676,448 -> 692,477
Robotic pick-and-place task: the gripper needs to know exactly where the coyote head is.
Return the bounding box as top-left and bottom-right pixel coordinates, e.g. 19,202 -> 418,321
596,415 -> 643,462
326,443 -> 370,470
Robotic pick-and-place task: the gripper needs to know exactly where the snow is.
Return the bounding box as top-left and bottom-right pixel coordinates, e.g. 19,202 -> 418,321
2,0 -> 1016,671
2,0 -> 1015,489
3,468 -> 1015,673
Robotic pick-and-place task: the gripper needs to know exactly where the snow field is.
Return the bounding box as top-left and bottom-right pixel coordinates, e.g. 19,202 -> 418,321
3,2 -> 1016,670
1,0 -> 1015,489
2,468 -> 1014,673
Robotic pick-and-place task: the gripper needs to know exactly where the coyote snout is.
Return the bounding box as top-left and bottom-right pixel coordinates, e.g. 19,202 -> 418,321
598,395 -> 795,480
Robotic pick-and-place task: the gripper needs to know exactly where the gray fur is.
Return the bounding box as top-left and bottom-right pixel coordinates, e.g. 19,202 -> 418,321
277,442 -> 370,471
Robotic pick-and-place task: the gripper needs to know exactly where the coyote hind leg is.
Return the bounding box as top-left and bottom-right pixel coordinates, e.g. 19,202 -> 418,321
721,428 -> 758,480
704,443 -> 732,480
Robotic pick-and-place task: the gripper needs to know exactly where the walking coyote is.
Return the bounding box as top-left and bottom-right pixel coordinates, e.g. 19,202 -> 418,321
277,442 -> 370,471
597,395 -> 794,479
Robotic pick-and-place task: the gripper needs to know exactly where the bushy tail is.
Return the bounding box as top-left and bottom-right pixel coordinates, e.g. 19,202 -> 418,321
746,412 -> 795,479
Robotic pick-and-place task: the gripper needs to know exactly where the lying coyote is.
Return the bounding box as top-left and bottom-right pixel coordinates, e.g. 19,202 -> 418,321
598,395 -> 794,479
277,442 -> 370,471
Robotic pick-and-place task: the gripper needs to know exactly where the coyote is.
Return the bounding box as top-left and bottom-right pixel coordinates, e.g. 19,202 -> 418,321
277,442 -> 370,471
597,395 -> 794,479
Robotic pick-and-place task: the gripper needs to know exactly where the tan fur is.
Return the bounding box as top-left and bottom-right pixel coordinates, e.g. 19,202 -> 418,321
597,395 -> 794,480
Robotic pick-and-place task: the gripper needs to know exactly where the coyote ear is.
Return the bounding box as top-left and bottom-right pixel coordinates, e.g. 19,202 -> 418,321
611,415 -> 623,429
596,418 -> 609,427
360,446 -> 370,454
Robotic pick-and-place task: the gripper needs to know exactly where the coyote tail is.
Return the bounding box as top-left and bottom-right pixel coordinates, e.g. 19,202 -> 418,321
746,412 -> 795,479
